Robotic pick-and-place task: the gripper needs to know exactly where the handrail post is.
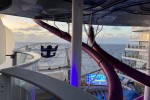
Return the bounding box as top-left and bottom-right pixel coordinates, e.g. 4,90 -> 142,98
12,52 -> 17,66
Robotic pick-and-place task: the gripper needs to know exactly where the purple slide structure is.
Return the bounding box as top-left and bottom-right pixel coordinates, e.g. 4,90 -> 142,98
134,96 -> 144,100
33,19 -> 123,100
87,25 -> 150,87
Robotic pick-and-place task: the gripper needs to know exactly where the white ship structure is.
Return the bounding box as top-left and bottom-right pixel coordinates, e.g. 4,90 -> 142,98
122,27 -> 150,74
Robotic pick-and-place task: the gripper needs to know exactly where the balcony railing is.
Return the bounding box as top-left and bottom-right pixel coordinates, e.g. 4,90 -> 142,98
130,34 -> 149,41
122,53 -> 147,62
126,44 -> 148,51
0,50 -> 97,100
132,27 -> 149,32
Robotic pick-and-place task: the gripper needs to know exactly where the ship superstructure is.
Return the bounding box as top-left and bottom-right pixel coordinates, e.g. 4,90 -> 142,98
122,27 -> 150,73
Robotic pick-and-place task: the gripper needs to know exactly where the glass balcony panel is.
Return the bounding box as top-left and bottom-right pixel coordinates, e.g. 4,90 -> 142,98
126,44 -> 148,50
132,27 -> 149,32
130,34 -> 149,41
122,53 -> 148,61
11,77 -> 59,100
10,52 -> 60,100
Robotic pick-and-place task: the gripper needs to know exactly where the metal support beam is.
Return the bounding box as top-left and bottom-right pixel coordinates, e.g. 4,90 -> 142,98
144,26 -> 150,100
70,0 -> 83,87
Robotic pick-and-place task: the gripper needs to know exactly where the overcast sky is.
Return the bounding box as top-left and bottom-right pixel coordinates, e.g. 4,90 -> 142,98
1,14 -> 132,44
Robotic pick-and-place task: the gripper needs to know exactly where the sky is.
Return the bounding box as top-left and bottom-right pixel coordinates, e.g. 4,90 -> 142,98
0,14 -> 132,44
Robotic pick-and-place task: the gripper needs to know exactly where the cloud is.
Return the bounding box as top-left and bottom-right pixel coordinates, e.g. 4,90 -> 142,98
15,27 -> 42,31
18,22 -> 39,27
13,31 -> 68,43
2,15 -> 132,44
14,31 -> 25,35
111,26 -> 122,30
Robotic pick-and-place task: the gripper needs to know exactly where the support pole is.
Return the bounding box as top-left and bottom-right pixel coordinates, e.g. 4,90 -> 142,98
144,26 -> 150,100
70,0 -> 83,87
12,52 -> 17,66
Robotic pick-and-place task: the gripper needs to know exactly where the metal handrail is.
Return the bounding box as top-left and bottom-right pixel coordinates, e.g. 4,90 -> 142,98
126,44 -> 148,50
0,51 -> 97,100
0,68 -> 97,100
122,53 -> 147,61
130,34 -> 149,40
14,42 -> 68,52
14,52 -> 41,68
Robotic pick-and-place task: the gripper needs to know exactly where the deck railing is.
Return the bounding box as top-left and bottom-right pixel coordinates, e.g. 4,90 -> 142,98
0,51 -> 41,100
0,51 -> 97,100
130,34 -> 149,41
126,44 -> 148,50
122,53 -> 147,61
132,27 -> 149,32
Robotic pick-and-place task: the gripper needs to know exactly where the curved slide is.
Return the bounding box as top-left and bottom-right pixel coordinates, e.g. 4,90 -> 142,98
87,25 -> 150,87
34,19 -> 123,100
134,96 -> 144,100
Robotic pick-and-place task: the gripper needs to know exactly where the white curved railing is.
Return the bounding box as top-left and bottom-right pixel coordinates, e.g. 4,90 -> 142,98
126,44 -> 148,51
130,34 -> 149,41
0,51 -> 97,100
0,51 -> 41,100
0,68 -> 97,100
14,52 -> 41,68
14,43 -> 101,79
132,27 -> 149,32
122,53 -> 147,63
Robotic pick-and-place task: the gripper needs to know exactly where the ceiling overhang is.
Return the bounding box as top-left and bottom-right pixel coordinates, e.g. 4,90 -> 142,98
0,0 -> 150,26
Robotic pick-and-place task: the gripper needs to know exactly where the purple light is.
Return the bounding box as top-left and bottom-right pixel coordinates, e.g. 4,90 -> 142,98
31,86 -> 36,100
70,58 -> 80,87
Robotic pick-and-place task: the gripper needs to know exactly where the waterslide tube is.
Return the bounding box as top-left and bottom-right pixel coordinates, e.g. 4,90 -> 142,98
134,96 -> 144,100
33,19 -> 123,100
88,25 -> 150,87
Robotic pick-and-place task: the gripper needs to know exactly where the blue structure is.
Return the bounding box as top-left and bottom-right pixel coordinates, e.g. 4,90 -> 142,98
86,74 -> 107,85
123,90 -> 140,100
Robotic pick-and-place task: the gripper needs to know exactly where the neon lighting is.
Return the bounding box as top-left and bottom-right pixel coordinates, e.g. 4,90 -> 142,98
70,60 -> 80,87
86,74 -> 107,85
31,86 -> 36,100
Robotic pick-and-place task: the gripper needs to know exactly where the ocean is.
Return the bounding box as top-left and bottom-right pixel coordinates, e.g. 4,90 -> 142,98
0,42 -> 127,71
15,42 -> 126,61
13,42 -> 128,77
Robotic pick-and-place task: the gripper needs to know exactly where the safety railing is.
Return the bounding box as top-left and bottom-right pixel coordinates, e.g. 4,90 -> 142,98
0,51 -> 41,100
126,44 -> 148,51
122,53 -> 147,62
0,51 -> 97,100
132,27 -> 149,32
14,43 -> 101,80
130,34 -> 149,41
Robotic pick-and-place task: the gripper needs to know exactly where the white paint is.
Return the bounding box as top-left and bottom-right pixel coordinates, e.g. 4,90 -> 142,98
0,18 -> 6,65
5,26 -> 15,55
0,26 -> 15,69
